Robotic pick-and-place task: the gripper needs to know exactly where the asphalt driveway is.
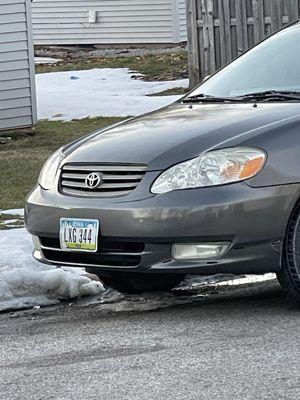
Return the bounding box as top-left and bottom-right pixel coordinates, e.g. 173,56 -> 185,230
0,280 -> 299,400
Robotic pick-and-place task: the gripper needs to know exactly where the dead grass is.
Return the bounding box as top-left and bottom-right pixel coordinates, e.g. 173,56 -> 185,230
36,52 -> 188,81
148,87 -> 190,96
0,118 -> 124,210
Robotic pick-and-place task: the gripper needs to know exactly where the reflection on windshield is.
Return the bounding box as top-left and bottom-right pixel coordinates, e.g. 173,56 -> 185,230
189,25 -> 300,98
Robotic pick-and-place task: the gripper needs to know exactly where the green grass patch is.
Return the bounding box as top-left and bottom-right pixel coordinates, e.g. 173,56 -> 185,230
36,52 -> 188,81
148,87 -> 190,97
0,117 -> 124,210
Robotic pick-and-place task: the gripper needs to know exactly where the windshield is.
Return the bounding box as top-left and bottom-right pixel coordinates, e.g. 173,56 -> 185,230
189,24 -> 300,98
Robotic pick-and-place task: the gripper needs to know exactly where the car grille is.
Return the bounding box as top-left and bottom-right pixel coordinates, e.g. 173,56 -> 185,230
59,163 -> 148,197
39,236 -> 144,268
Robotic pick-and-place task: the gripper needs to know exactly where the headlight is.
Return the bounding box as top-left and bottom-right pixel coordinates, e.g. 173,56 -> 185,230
151,147 -> 266,194
38,148 -> 64,190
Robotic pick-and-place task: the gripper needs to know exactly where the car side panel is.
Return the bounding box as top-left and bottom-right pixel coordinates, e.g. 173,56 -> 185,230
243,119 -> 300,187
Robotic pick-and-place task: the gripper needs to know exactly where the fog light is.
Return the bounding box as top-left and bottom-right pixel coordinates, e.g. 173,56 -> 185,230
33,249 -> 43,260
172,242 -> 231,261
32,235 -> 41,251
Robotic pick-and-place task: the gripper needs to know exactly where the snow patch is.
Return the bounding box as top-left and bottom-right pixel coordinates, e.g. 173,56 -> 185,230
179,273 -> 276,291
0,208 -> 24,216
0,229 -> 105,312
215,273 -> 275,286
35,57 -> 62,65
36,68 -> 189,121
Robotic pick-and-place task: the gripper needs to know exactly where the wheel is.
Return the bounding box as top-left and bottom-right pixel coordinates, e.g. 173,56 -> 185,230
277,206 -> 300,302
85,269 -> 184,294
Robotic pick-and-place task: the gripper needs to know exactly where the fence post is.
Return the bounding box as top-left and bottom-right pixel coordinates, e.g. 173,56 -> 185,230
186,0 -> 200,88
206,0 -> 216,74
186,0 -> 300,87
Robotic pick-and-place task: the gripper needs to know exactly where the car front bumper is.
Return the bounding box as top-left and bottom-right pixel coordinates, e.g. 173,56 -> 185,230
25,180 -> 300,275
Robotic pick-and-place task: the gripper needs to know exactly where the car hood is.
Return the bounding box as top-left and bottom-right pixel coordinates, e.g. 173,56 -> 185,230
63,102 -> 300,170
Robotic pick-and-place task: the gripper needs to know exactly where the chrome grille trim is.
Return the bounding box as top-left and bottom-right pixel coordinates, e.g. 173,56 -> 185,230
41,245 -> 148,257
39,236 -> 145,268
63,164 -> 148,172
62,187 -> 133,198
60,163 -> 148,197
61,173 -> 144,181
61,180 -> 139,189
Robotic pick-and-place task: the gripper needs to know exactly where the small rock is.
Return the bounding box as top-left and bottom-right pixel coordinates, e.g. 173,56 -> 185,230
130,74 -> 145,80
0,136 -> 12,144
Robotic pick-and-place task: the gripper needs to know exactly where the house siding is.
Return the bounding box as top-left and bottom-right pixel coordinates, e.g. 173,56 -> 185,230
31,0 -> 187,45
178,0 -> 187,42
0,0 -> 36,131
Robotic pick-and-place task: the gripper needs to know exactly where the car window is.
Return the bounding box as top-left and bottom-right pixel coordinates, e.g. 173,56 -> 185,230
189,25 -> 300,97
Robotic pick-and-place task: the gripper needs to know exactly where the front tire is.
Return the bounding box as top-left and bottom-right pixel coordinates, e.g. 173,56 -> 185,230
86,270 -> 184,294
277,207 -> 300,302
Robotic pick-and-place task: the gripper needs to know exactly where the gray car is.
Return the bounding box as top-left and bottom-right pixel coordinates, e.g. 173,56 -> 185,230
26,22 -> 300,298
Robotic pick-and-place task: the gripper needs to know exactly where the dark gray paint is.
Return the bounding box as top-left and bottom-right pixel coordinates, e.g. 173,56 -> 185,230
25,24 -> 300,276
62,102 -> 300,174
25,100 -> 300,275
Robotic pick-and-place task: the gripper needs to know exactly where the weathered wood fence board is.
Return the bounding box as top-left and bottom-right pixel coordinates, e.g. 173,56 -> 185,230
187,0 -> 300,87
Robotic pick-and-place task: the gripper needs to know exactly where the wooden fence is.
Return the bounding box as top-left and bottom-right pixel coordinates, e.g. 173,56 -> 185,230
187,0 -> 300,87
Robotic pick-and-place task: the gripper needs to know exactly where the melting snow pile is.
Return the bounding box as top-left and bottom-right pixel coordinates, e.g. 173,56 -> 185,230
0,224 -> 105,312
36,68 -> 189,121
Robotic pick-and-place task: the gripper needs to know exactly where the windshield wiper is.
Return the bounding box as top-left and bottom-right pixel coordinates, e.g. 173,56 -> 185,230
238,90 -> 300,102
183,90 -> 300,104
182,94 -> 242,103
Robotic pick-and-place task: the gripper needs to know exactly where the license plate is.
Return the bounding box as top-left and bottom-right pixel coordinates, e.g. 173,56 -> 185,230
59,218 -> 99,252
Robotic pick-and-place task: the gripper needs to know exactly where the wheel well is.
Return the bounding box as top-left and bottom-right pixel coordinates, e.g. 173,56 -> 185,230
280,195 -> 300,266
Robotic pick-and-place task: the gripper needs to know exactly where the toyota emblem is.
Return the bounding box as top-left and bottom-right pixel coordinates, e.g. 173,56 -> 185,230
85,172 -> 103,189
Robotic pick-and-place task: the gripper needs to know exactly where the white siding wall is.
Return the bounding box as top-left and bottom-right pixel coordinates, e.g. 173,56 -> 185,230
31,0 -> 187,45
0,0 -> 36,130
178,0 -> 187,42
